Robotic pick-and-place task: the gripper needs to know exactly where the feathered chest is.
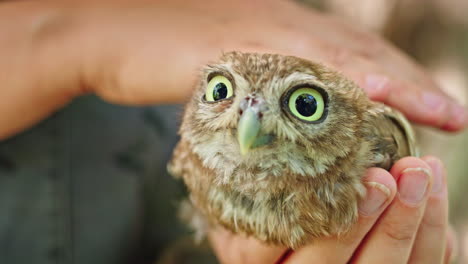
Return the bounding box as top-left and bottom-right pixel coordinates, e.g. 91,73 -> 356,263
168,52 -> 416,248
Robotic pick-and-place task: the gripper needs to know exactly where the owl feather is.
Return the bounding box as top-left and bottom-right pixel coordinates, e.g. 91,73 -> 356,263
168,52 -> 417,248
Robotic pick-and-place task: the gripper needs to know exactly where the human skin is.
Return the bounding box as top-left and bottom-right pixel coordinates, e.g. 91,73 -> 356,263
0,0 -> 462,263
211,156 -> 453,264
0,0 -> 466,141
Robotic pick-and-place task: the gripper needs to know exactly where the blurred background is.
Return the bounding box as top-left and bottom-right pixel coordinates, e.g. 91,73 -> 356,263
0,0 -> 466,264
303,0 -> 468,262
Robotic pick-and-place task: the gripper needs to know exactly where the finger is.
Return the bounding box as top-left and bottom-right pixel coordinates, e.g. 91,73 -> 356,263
352,157 -> 433,263
441,104 -> 468,132
351,72 -> 467,132
408,156 -> 448,264
285,168 -> 396,263
444,225 -> 458,264
208,227 -> 287,264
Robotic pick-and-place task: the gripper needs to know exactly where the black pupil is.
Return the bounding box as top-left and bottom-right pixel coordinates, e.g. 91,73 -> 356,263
295,94 -> 317,117
213,82 -> 228,100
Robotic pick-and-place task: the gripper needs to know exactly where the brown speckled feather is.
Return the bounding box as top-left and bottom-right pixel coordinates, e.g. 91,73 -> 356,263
168,52 -> 417,248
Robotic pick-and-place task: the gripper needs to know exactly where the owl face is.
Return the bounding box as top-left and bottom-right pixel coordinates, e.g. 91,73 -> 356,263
182,52 -> 368,188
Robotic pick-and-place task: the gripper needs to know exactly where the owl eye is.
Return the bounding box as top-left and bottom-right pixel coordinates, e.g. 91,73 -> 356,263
287,87 -> 325,122
205,75 -> 234,102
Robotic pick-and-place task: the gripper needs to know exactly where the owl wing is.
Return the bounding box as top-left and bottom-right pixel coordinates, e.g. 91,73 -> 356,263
366,102 -> 418,170
167,140 -> 189,179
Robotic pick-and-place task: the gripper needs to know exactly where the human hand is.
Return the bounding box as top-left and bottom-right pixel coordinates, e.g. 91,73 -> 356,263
84,0 -> 467,131
1,0 -> 466,139
209,156 -> 455,264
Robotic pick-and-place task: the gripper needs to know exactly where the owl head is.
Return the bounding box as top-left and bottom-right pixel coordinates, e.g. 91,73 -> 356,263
172,52 -> 415,246
180,52 -> 370,191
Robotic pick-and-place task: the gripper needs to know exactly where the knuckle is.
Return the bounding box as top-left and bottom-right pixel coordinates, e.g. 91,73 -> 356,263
420,198 -> 447,230
240,40 -> 265,50
384,79 -> 410,99
353,41 -> 379,60
421,214 -> 446,230
346,30 -> 384,60
30,8 -> 68,47
381,219 -> 416,244
329,47 -> 353,67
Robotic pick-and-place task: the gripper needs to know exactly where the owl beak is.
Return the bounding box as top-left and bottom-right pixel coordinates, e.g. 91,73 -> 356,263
237,107 -> 261,155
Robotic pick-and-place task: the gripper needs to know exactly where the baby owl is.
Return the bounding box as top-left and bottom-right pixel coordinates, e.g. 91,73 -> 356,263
168,52 -> 417,248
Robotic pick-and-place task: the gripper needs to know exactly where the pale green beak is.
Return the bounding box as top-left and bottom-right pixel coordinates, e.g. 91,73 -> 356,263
237,107 -> 261,155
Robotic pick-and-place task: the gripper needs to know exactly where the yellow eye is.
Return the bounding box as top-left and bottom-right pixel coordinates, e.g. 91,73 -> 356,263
287,87 -> 325,122
205,75 -> 234,102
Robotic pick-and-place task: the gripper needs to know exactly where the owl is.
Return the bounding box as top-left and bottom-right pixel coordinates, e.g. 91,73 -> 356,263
168,52 -> 417,248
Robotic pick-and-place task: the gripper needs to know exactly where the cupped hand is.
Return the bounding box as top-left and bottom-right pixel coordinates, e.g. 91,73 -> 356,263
209,156 -> 454,264
86,0 -> 467,131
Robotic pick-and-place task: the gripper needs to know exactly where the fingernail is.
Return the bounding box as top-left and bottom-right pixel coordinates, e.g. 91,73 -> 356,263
451,104 -> 468,126
359,181 -> 391,216
399,167 -> 432,205
365,74 -> 388,95
442,104 -> 468,131
425,158 -> 443,194
422,92 -> 446,112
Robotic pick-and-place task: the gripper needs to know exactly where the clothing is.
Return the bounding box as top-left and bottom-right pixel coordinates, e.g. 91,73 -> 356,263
0,96 -> 187,264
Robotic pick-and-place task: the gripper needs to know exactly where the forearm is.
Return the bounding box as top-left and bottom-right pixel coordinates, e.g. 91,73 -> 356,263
0,2 -> 82,140
0,0 -> 464,141
0,0 -> 220,140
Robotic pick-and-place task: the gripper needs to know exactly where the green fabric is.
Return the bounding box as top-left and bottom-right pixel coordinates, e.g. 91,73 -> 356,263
0,96 -> 189,264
